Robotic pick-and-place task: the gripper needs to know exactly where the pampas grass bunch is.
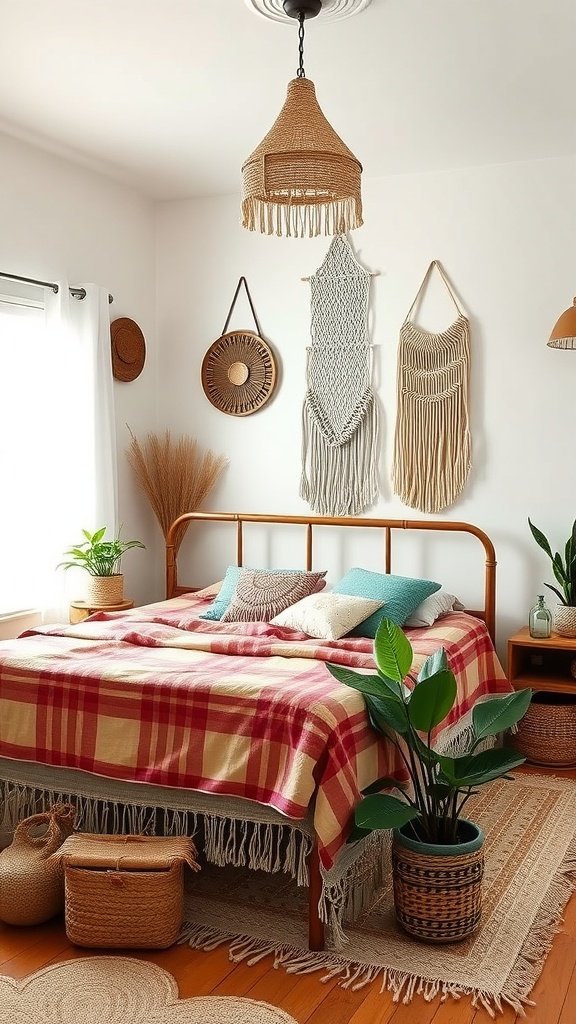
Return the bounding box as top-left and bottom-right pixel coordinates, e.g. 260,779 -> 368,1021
127,430 -> 227,554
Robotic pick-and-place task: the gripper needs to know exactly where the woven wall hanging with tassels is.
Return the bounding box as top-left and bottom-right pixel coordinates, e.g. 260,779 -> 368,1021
392,260 -> 471,514
300,234 -> 379,516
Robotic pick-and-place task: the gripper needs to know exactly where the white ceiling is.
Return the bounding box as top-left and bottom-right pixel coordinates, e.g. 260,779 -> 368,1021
0,0 -> 574,200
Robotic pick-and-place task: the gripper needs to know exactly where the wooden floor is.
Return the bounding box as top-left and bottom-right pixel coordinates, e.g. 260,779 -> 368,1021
2,766 -> 576,1024
2,891 -> 575,1023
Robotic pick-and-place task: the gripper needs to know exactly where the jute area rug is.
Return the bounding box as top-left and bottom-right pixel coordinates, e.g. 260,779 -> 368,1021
181,774 -> 576,1018
0,956 -> 297,1024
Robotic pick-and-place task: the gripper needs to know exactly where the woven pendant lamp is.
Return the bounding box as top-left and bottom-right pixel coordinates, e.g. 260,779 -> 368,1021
241,0 -> 363,238
548,297 -> 576,350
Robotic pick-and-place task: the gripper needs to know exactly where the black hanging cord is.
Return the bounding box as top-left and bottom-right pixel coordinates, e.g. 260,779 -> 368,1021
297,13 -> 306,77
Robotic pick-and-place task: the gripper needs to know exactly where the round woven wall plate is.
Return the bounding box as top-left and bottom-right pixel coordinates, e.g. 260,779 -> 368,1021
201,331 -> 277,416
111,318 -> 146,382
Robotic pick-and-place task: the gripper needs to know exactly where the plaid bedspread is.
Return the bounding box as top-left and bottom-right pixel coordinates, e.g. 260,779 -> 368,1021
0,595 -> 510,868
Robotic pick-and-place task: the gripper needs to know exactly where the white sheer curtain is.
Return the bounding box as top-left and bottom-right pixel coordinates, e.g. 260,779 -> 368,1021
0,282 -> 117,623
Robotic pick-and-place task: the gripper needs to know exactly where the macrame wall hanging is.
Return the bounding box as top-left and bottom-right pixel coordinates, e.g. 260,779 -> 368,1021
300,234 -> 379,516
392,259 -> 471,514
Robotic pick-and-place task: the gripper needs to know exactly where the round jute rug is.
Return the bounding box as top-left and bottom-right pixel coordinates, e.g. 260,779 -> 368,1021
0,956 -> 297,1024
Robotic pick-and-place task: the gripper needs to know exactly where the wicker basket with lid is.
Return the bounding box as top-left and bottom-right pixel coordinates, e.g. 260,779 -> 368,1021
53,834 -> 199,949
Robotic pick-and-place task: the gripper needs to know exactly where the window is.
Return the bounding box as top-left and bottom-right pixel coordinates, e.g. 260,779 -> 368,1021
0,293 -> 48,613
0,280 -> 117,621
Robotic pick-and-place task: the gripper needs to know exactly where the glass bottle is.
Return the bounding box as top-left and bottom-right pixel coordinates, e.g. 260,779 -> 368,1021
529,595 -> 552,639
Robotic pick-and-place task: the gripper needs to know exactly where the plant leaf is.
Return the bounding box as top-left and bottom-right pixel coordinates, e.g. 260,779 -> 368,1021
426,782 -> 453,801
355,793 -> 420,830
412,729 -> 440,766
552,553 -> 567,589
374,619 -> 413,683
473,690 -> 532,740
439,747 -> 526,787
365,693 -> 410,736
361,776 -> 407,796
346,823 -> 372,844
408,671 -> 457,731
417,647 -> 448,682
544,583 -> 566,605
528,518 -> 553,559
326,664 -> 404,701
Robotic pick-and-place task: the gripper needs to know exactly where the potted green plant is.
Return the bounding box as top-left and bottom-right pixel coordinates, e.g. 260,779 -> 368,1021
327,618 -> 531,943
528,518 -> 576,637
58,527 -> 145,606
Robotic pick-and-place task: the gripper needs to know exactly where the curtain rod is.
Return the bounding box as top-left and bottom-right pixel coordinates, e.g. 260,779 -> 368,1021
0,271 -> 113,304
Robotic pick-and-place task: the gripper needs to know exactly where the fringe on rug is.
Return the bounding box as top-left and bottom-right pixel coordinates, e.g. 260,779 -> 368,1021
179,917 -> 527,1015
181,822 -> 576,1020
300,390 -> 379,517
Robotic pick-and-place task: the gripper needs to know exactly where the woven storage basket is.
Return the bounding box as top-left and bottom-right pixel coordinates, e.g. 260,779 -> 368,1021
54,834 -> 199,949
392,821 -> 484,944
510,693 -> 576,767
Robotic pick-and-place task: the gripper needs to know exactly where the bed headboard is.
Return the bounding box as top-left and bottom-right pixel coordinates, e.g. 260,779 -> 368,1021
165,513 -> 497,643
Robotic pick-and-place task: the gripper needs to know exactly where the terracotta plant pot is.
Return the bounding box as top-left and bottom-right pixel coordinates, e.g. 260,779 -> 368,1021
392,818 -> 484,943
86,574 -> 124,606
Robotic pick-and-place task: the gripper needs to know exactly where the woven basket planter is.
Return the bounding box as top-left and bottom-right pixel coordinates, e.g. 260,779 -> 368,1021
86,574 -> 124,606
392,819 -> 484,944
553,605 -> 576,638
54,834 -> 199,949
510,693 -> 576,767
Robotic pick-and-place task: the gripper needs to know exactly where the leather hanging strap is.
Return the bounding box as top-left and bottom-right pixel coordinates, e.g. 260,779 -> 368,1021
404,259 -> 465,325
222,276 -> 262,336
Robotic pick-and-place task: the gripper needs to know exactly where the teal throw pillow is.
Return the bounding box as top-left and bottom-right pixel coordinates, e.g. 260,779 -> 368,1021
333,568 -> 441,636
200,565 -> 242,621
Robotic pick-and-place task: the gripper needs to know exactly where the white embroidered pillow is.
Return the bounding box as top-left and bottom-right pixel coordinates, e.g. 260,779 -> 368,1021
404,591 -> 463,628
271,592 -> 385,640
221,569 -> 327,623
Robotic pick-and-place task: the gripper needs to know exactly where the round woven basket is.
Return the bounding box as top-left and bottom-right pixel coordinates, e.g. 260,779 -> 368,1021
392,820 -> 484,944
553,604 -> 576,637
510,693 -> 576,767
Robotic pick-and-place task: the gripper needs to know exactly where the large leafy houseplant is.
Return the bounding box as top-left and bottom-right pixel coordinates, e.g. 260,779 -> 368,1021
327,618 -> 532,846
58,527 -> 145,577
528,517 -> 576,606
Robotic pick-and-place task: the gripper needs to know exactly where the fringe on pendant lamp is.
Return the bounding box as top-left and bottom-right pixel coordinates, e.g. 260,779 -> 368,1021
548,298 -> 576,350
241,77 -> 363,238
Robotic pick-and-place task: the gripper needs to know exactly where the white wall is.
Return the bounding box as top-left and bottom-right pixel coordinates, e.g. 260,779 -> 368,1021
0,132 -> 160,607
156,155 -> 576,655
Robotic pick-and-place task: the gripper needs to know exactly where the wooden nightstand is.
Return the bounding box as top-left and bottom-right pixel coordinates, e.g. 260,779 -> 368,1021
507,627 -> 576,767
507,627 -> 576,694
69,599 -> 134,624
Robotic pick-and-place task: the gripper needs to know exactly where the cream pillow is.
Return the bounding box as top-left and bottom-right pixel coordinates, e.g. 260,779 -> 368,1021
271,592 -> 385,641
404,590 -> 464,628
